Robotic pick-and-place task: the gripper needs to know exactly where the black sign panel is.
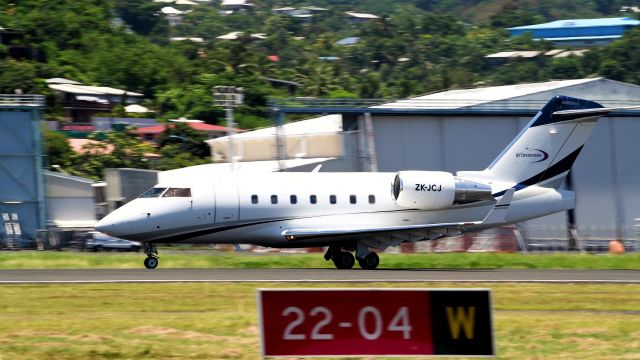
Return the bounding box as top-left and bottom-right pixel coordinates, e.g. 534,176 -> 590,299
430,290 -> 494,356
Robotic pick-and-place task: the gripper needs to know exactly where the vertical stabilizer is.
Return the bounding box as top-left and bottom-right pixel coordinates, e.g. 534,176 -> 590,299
464,96 -> 607,193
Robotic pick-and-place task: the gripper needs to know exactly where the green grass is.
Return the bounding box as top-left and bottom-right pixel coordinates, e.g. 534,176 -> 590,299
0,282 -> 638,359
0,250 -> 639,269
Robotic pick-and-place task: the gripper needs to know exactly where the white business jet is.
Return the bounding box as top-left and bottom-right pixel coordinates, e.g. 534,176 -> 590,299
96,96 -> 618,270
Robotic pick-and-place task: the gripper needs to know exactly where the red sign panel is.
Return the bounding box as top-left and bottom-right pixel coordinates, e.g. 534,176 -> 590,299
258,289 -> 494,357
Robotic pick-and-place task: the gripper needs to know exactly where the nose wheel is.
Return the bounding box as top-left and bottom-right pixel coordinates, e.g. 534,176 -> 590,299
144,256 -> 158,269
143,242 -> 159,270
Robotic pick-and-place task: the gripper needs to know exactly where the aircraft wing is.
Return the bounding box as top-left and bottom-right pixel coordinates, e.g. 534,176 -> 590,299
282,189 -> 514,241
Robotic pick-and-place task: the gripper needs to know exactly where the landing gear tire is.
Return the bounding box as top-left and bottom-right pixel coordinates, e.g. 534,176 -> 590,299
358,252 -> 379,270
143,242 -> 159,270
144,257 -> 158,269
332,251 -> 355,269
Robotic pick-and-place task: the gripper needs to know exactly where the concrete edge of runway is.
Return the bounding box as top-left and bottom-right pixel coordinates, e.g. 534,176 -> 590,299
2,268 -> 638,284
2,279 -> 640,284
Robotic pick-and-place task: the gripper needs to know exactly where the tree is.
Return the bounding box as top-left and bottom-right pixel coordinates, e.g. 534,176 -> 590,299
43,129 -> 74,169
489,4 -> 544,29
72,130 -> 155,180
156,122 -> 210,158
0,60 -> 42,93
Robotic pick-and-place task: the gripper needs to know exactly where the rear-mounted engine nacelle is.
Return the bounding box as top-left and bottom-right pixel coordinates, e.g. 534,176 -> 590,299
392,171 -> 493,210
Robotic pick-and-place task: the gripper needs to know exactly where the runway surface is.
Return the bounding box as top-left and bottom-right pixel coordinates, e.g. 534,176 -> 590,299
1,268 -> 639,283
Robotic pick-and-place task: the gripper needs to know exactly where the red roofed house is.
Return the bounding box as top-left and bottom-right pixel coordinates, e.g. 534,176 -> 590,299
68,138 -> 160,158
131,121 -> 243,142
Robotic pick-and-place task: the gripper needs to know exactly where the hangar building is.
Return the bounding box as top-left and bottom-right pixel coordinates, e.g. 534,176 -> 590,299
218,77 -> 640,244
368,77 -> 640,242
0,95 -> 46,248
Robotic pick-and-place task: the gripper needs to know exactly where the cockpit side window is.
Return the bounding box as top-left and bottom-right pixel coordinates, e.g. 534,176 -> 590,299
140,187 -> 167,198
163,188 -> 192,197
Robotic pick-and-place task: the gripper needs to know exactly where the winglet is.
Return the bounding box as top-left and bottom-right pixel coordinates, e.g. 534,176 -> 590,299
481,188 -> 515,225
311,164 -> 323,173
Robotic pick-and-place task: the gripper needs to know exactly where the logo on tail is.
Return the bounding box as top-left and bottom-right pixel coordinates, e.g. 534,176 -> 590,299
516,148 -> 549,163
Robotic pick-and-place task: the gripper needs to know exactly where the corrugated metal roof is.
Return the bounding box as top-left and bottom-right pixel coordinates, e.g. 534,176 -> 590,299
48,83 -> 143,96
44,170 -> 96,184
208,114 -> 342,142
46,78 -> 81,85
374,78 -> 601,109
485,51 -> 540,58
544,35 -> 621,41
336,37 -> 360,45
345,11 -> 379,19
509,17 -> 640,30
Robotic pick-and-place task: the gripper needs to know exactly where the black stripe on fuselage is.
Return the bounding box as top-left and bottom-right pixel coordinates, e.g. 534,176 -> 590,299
145,218 -> 290,243
124,208 -> 427,243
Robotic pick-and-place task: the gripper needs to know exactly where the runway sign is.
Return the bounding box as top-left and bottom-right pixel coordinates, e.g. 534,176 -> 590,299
258,288 -> 494,357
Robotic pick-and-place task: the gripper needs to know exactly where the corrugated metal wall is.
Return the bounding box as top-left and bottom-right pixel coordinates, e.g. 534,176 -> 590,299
0,107 -> 45,246
370,113 -> 640,240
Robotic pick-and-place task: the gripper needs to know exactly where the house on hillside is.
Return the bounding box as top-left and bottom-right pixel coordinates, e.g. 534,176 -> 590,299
272,7 -> 296,15
221,0 -> 252,11
345,11 -> 379,22
507,17 -> 640,47
47,78 -> 143,123
216,31 -> 266,40
159,6 -> 185,26
336,36 -> 360,46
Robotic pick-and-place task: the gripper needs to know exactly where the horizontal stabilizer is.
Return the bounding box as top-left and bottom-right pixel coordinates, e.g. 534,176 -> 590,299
553,105 -> 640,116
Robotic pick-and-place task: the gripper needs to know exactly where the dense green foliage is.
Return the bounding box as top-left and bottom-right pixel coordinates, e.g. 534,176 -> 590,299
2,1 -> 637,124
3,0 -> 640,177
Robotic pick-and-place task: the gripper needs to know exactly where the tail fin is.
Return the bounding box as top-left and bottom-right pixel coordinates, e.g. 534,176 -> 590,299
461,96 -> 608,192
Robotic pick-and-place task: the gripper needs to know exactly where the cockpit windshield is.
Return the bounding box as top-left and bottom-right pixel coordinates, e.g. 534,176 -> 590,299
139,187 -> 167,198
162,188 -> 192,197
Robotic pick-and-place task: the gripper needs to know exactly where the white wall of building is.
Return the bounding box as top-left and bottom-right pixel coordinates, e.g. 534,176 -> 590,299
44,171 -> 96,227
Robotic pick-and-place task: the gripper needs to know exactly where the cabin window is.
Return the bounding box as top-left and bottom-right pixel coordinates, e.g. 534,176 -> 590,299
140,187 -> 167,198
369,195 -> 376,204
163,188 -> 192,197
271,195 -> 278,204
290,195 -> 297,204
310,195 -> 317,204
330,195 -> 337,204
251,195 -> 258,204
350,195 -> 357,204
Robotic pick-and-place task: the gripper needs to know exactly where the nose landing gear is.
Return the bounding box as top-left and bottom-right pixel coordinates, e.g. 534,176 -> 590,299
143,242 -> 158,269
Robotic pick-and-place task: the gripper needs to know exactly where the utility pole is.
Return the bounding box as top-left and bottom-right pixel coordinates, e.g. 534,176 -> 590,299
212,86 -> 244,169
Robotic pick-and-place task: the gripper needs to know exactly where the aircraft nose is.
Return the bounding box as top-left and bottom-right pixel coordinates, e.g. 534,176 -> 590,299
95,215 -> 117,235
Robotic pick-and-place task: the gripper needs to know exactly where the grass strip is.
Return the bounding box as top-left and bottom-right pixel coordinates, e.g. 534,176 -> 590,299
0,282 -> 638,359
0,250 -> 639,269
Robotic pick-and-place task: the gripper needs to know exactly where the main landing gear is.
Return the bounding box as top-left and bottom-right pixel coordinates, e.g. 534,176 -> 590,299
324,244 -> 380,270
143,242 -> 158,270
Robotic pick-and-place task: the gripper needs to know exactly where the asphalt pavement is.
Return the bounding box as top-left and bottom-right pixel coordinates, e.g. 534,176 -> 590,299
1,268 -> 638,283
